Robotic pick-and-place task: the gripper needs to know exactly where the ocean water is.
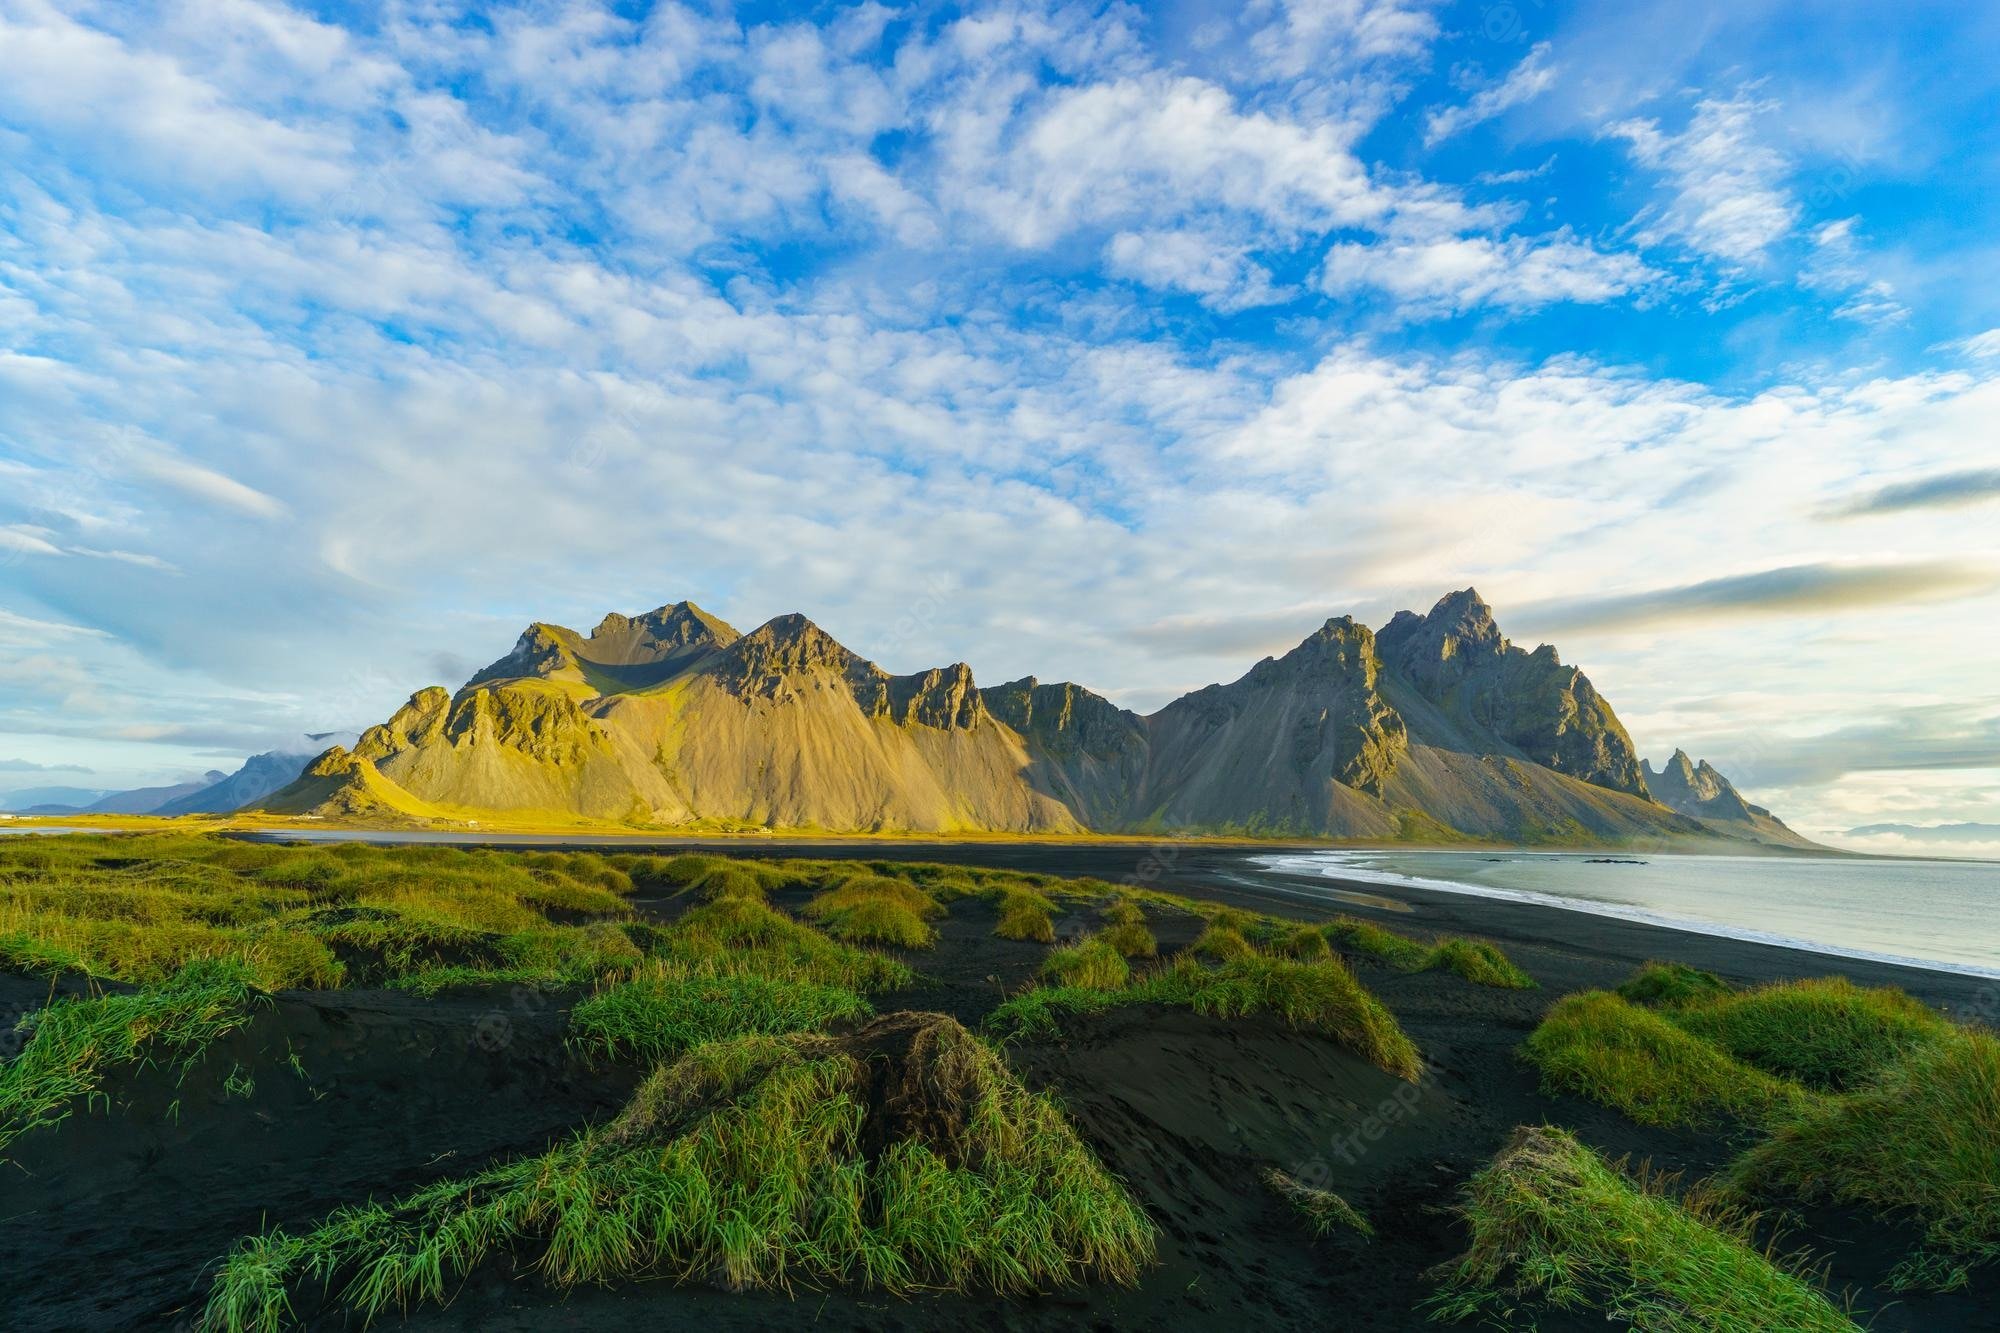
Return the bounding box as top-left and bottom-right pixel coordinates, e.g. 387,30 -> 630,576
1257,850 -> 2000,978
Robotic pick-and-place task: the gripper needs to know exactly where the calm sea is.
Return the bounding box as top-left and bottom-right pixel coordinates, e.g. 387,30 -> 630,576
1256,850 -> 2000,978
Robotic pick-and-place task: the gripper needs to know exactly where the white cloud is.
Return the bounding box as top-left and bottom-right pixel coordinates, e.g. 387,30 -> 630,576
0,0 -> 352,197
1104,230 -> 1291,311
123,453 -> 288,520
1424,43 -> 1557,146
1320,231 -> 1658,312
1952,329 -> 2000,360
1611,92 -> 1798,265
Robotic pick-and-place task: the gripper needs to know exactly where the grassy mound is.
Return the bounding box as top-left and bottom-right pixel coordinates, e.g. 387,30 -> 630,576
1098,921 -> 1157,959
1,958 -> 260,1153
990,954 -> 1421,1081
994,890 -> 1056,942
1426,938 -> 1536,989
1522,991 -> 1803,1128
1268,924 -> 1332,962
202,1014 -> 1155,1329
658,899 -> 913,993
1323,916 -> 1430,971
1323,916 -> 1533,988
1188,923 -> 1254,962
1725,1028 -> 2000,1291
1429,1126 -> 1857,1331
1665,977 -> 1952,1092
802,876 -> 941,949
1261,1167 -> 1371,1239
568,964 -> 871,1065
1039,938 -> 1131,991
1616,960 -> 1732,1007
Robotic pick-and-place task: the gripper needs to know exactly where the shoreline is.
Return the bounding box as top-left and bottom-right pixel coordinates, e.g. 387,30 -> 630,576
1255,849 -> 2000,982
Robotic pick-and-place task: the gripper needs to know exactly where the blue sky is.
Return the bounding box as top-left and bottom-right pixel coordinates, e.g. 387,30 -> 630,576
1,0 -> 1998,848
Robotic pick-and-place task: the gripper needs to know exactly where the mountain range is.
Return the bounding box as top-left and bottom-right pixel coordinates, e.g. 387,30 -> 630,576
6,736 -> 353,818
258,590 -> 1813,847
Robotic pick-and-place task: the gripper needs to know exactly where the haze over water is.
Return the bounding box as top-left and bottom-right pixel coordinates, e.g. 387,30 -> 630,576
1262,851 -> 2000,978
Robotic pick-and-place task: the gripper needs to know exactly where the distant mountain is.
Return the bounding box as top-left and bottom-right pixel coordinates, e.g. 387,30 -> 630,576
77,772 -> 228,815
1642,750 -> 1814,849
261,591 -> 1809,845
0,786 -> 111,813
156,736 -> 356,815
1847,822 -> 2000,843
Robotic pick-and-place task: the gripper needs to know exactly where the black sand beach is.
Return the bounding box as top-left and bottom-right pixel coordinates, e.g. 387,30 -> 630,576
7,839 -> 1997,1331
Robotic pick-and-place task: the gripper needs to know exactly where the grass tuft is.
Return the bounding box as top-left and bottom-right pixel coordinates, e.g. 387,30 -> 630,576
993,890 -> 1055,943
1426,938 -> 1536,990
200,1014 -> 1156,1328
568,963 -> 870,1065
1261,1167 -> 1371,1239
991,954 -> 1420,1081
1428,1126 -> 1857,1331
1323,916 -> 1430,971
1,958 -> 261,1153
1522,991 -> 1804,1129
1616,960 -> 1732,1007
1038,937 -> 1131,991
802,876 -> 941,949
1188,923 -> 1253,962
1665,977 -> 1952,1092
1724,1026 -> 2000,1291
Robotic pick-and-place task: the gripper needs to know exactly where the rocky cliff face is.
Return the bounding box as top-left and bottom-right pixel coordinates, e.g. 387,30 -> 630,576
262,593 -> 1801,844
1378,589 -> 1650,797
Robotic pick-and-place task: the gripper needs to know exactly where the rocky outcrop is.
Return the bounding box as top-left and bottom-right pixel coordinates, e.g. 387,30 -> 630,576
1378,589 -> 1649,797
1643,750 -> 1757,822
1142,617 -> 1410,834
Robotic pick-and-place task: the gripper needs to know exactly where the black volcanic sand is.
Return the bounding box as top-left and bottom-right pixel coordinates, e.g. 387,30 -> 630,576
6,842 -> 1999,1332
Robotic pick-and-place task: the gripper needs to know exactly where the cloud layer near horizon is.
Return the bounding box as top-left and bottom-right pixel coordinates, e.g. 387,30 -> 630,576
1,0 -> 1997,839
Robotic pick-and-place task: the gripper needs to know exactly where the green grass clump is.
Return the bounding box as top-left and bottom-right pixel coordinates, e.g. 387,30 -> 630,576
1261,1167 -> 1371,1239
1616,960 -> 1733,1007
1725,1027 -> 2000,1291
1102,900 -> 1146,928
1,958 -> 261,1153
1039,938 -> 1131,991
1427,938 -> 1535,990
802,876 -> 941,949
1666,977 -> 1952,1092
1323,916 -> 1431,971
200,1015 -> 1155,1329
993,890 -> 1056,943
568,964 -> 870,1064
1098,921 -> 1157,959
992,954 -> 1420,1081
661,899 -> 913,993
1269,924 -> 1332,962
1322,917 -> 1532,989
1429,1126 -> 1857,1331
1523,991 -> 1803,1129
686,865 -> 768,903
1188,923 -> 1253,962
